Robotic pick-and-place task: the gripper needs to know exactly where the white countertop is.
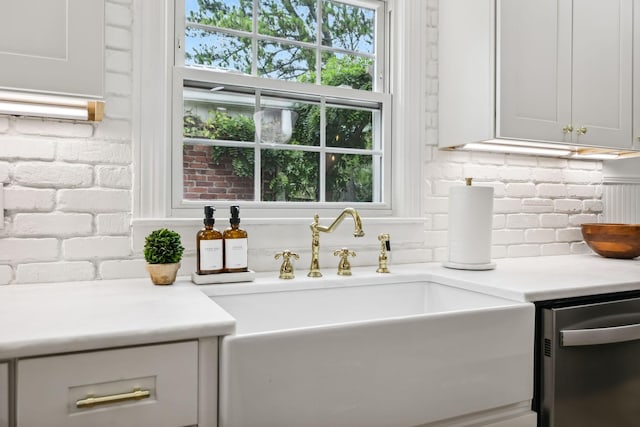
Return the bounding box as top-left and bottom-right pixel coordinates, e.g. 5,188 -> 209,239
0,278 -> 235,359
423,254 -> 640,302
1,254 -> 638,359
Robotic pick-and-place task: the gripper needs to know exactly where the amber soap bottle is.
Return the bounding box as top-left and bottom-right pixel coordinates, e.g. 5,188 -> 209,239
196,206 -> 223,274
223,205 -> 248,272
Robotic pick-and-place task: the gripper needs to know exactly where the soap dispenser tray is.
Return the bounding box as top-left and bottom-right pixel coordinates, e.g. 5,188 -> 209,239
191,270 -> 255,285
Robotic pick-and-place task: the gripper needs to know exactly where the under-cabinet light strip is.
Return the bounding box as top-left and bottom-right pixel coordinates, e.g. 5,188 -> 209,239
0,90 -> 104,122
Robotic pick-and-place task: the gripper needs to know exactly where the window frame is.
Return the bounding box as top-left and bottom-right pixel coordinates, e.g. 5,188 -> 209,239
172,0 -> 391,216
133,0 -> 425,222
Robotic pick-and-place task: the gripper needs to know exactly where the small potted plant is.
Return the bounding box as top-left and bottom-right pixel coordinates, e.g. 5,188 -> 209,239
144,228 -> 185,285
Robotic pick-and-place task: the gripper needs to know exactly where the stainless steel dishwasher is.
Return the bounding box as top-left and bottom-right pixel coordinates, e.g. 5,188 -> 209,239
537,292 -> 640,426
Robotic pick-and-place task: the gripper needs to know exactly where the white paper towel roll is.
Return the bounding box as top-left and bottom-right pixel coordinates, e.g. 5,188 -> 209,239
444,182 -> 496,270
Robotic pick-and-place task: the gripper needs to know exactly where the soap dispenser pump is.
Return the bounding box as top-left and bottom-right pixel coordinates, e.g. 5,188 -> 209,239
196,206 -> 223,274
223,205 -> 248,272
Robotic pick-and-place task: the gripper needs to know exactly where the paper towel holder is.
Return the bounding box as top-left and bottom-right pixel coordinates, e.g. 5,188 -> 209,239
443,177 -> 496,271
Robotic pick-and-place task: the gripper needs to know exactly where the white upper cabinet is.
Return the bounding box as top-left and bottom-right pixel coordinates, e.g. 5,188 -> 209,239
498,0 -> 633,149
0,0 -> 104,98
440,0 -> 637,153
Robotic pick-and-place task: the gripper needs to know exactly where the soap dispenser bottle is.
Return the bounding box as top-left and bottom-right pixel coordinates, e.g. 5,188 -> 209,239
196,206 -> 224,274
223,205 -> 248,272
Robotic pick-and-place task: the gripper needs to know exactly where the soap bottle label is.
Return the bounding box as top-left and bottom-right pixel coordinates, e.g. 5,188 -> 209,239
225,238 -> 248,269
200,240 -> 223,271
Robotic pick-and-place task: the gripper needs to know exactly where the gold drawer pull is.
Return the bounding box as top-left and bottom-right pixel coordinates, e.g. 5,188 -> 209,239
76,388 -> 150,408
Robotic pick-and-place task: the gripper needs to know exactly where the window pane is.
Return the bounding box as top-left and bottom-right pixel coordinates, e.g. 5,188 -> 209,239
261,149 -> 319,201
258,0 -> 316,43
326,153 -> 373,202
320,53 -> 373,90
258,41 -> 315,81
322,0 -> 374,54
184,144 -> 255,201
185,28 -> 252,73
259,98 -> 320,146
184,89 -> 255,142
186,0 -> 253,33
326,105 -> 373,149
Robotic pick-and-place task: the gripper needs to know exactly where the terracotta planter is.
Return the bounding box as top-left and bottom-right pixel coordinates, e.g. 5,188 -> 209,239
146,262 -> 181,285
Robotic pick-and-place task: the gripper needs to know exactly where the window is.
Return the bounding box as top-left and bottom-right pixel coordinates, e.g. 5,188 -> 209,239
172,0 -> 390,211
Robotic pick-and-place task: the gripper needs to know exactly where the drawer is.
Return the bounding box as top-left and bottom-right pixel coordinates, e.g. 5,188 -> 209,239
0,363 -> 7,427
17,341 -> 198,427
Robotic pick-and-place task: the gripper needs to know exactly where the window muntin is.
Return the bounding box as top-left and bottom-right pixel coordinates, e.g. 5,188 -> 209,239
175,0 -> 388,209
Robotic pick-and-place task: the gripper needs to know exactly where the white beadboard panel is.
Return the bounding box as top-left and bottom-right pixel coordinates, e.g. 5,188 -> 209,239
602,183 -> 640,223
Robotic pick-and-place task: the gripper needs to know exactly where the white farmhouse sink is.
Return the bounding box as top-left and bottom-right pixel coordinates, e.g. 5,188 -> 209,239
212,281 -> 534,427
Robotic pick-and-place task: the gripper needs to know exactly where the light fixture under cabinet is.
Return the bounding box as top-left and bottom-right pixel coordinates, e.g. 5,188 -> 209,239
446,139 -> 640,160
0,90 -> 104,122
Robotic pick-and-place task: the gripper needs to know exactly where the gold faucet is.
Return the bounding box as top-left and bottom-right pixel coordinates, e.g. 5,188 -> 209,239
308,208 -> 365,277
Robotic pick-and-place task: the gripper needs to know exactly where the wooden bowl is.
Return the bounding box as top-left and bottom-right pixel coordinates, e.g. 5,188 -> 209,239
581,223 -> 640,259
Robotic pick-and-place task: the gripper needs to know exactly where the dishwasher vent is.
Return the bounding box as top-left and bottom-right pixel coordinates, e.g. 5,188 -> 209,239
544,338 -> 552,357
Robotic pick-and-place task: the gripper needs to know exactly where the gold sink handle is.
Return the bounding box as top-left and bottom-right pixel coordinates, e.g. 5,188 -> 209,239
275,250 -> 300,280
333,248 -> 356,276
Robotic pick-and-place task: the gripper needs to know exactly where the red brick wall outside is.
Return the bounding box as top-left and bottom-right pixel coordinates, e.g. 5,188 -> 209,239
183,144 -> 254,200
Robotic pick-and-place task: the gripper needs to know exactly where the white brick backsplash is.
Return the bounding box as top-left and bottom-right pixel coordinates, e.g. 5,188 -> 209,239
14,162 -> 93,188
554,199 -> 583,213
569,159 -> 600,170
3,187 -> 55,211
557,228 -> 583,242
15,118 -> 93,138
492,229 -> 524,245
566,185 -> 596,198
0,163 -> 9,182
105,49 -> 132,73
532,168 -> 563,183
99,259 -> 147,279
106,72 -> 132,96
499,167 -> 531,182
538,157 -> 568,168
58,189 -> 131,212
493,198 -> 522,214
583,200 -> 604,213
96,165 -> 132,188
493,214 -> 506,229
0,136 -> 55,160
462,165 -> 499,181
13,213 -> 93,237
423,196 -> 448,213
0,265 -> 13,285
424,230 -> 448,249
505,183 -> 536,198
432,214 -> 448,230
0,238 -> 58,263
562,169 -> 597,184
506,214 -> 539,229
508,245 -> 541,258
16,262 -> 95,284
57,140 -> 131,164
542,243 -> 571,256
106,2 -> 132,27
522,198 -> 553,213
104,95 -> 131,119
97,213 -> 131,235
569,214 -> 598,226
0,117 -> 8,132
106,26 -> 132,50
537,183 -> 567,198
525,229 -> 555,243
470,152 -> 506,165
93,119 -> 132,141
63,236 -> 131,259
540,214 -> 569,228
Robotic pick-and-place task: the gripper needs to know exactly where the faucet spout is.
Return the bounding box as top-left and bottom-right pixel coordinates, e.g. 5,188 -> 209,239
308,208 -> 365,278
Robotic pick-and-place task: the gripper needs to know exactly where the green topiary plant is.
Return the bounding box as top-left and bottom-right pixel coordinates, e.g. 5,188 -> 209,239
144,228 -> 185,264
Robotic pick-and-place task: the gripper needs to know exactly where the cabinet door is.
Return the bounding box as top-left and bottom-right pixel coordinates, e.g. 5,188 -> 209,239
498,0 -> 572,143
0,363 -> 7,427
571,0 -> 633,149
0,0 -> 104,98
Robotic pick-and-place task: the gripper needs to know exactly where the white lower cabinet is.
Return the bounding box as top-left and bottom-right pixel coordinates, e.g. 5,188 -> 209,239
16,341 -> 199,427
0,363 -> 8,427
